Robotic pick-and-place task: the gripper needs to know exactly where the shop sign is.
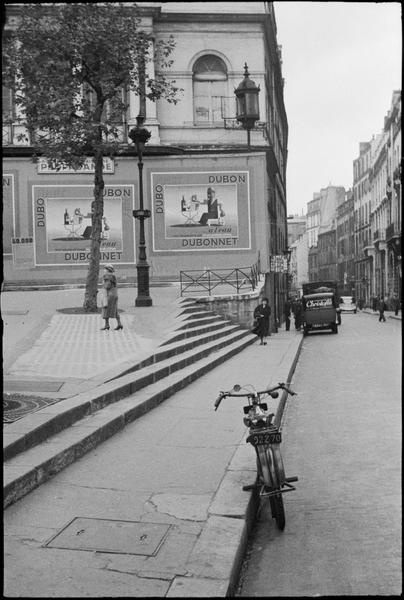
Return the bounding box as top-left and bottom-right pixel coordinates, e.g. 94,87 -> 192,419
37,157 -> 115,174
151,170 -> 251,252
270,255 -> 288,272
32,184 -> 135,266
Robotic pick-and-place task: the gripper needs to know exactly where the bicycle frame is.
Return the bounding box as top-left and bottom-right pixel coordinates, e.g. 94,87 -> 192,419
214,382 -> 298,530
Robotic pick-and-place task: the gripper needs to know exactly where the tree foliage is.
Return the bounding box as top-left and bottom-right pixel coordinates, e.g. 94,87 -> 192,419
3,3 -> 180,310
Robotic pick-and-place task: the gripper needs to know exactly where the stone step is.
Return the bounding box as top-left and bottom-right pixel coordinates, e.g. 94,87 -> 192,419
160,320 -> 231,345
4,331 -> 256,508
4,325 -> 251,462
178,314 -> 223,329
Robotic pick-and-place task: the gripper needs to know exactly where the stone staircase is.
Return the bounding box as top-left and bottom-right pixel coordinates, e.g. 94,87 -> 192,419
4,298 -> 256,508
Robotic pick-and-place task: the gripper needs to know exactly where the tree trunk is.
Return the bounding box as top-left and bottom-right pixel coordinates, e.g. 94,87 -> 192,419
83,148 -> 104,312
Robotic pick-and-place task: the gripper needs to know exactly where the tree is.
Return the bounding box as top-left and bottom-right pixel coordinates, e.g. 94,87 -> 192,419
3,3 -> 180,311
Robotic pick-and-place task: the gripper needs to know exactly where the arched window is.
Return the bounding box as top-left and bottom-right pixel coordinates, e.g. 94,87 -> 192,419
193,55 -> 227,124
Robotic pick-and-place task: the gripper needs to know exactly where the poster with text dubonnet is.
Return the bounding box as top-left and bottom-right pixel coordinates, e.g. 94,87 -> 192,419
151,171 -> 251,252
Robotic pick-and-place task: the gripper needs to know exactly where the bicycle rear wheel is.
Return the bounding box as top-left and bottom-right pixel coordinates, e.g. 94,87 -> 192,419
257,446 -> 286,530
270,493 -> 285,530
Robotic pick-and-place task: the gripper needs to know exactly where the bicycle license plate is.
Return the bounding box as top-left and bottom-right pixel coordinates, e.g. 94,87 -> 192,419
247,431 -> 282,446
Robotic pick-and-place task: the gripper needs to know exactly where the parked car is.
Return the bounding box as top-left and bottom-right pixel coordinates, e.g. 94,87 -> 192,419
339,296 -> 357,313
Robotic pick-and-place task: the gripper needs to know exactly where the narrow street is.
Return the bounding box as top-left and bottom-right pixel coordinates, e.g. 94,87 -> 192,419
237,313 -> 401,596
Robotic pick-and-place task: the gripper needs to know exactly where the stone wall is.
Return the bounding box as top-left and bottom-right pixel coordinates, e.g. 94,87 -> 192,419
192,282 -> 266,330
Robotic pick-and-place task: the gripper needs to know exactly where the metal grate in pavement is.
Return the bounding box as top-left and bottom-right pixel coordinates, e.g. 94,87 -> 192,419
3,393 -> 62,423
43,517 -> 171,556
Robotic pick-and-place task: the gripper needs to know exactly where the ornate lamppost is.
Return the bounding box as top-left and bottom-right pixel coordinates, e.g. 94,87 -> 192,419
234,63 -> 260,149
129,115 -> 152,307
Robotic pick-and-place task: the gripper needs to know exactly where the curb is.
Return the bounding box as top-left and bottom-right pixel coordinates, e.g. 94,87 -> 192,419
171,333 -> 303,597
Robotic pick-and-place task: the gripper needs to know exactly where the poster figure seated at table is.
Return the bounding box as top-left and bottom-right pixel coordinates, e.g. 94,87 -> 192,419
198,187 -> 225,226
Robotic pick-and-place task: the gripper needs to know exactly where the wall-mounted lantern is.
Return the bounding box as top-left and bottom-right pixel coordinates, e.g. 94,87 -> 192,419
234,63 -> 260,149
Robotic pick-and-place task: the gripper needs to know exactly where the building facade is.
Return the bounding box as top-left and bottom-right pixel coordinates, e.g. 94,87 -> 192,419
317,223 -> 337,282
2,1 -> 289,320
287,213 -> 306,248
336,189 -> 355,295
289,230 -> 308,297
356,90 -> 402,307
384,91 -> 401,304
306,185 -> 345,282
353,140 -> 374,305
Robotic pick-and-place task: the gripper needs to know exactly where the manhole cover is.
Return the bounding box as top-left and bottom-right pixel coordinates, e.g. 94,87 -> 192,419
3,393 -> 62,423
43,517 -> 171,556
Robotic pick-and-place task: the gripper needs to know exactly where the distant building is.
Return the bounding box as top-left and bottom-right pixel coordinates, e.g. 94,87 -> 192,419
289,230 -> 308,296
336,189 -> 355,295
384,91 -> 401,304
306,186 -> 345,249
353,139 -> 374,305
287,214 -> 306,248
307,185 -> 345,281
308,246 -> 318,283
317,222 -> 337,282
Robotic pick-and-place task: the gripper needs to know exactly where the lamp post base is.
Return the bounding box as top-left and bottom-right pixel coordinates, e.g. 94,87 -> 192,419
135,296 -> 153,307
135,263 -> 152,307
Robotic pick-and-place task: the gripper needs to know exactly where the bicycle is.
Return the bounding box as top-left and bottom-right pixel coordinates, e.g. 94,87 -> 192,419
214,382 -> 298,530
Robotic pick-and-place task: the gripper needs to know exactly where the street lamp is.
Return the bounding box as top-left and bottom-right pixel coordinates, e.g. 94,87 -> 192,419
129,115 -> 152,307
234,63 -> 260,149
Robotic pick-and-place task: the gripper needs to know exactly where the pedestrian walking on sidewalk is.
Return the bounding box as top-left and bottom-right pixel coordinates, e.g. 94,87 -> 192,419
252,297 -> 271,345
100,264 -> 123,331
393,294 -> 400,316
293,299 -> 302,330
378,296 -> 387,322
284,299 -> 291,331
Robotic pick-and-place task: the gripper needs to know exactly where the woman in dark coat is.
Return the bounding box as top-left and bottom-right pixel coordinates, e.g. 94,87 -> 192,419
252,297 -> 271,345
100,264 -> 123,330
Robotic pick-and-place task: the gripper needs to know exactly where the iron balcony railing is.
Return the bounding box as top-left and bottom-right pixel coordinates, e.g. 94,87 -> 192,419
180,260 -> 261,297
386,222 -> 400,241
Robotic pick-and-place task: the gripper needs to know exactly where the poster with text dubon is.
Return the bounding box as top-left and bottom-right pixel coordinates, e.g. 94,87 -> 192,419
151,170 -> 251,252
32,184 -> 135,265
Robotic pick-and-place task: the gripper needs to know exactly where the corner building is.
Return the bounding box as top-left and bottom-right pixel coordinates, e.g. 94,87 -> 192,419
3,1 -> 288,313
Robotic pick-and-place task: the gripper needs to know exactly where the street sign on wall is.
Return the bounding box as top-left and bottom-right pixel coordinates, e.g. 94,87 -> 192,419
270,255 -> 288,272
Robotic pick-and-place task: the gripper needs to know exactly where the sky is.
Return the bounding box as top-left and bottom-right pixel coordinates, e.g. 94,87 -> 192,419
273,1 -> 402,216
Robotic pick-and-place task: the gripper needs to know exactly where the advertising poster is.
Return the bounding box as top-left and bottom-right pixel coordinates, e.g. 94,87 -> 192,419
3,173 -> 15,255
32,184 -> 135,265
151,171 -> 251,252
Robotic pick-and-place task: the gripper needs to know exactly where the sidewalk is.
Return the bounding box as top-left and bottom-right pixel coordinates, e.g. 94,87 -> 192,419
2,284 -> 184,398
3,284 -> 303,597
361,308 -> 402,321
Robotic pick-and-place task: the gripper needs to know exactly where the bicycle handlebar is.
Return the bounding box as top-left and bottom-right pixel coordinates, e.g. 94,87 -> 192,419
214,383 -> 296,410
